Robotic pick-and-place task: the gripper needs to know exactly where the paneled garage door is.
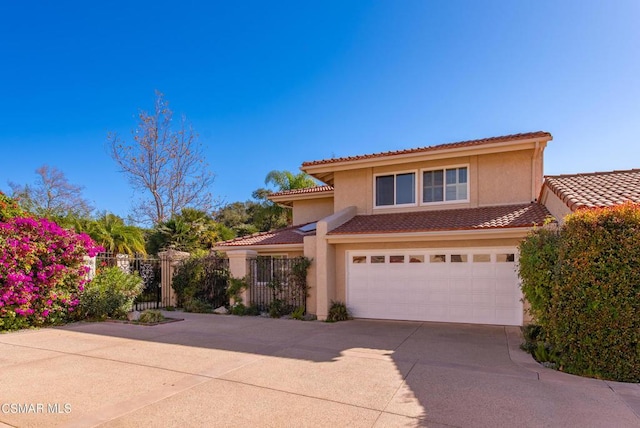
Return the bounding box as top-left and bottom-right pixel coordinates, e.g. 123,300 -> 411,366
346,249 -> 522,326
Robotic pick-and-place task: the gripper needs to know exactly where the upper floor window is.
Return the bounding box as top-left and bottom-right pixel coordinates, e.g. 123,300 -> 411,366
375,172 -> 416,207
423,166 -> 468,203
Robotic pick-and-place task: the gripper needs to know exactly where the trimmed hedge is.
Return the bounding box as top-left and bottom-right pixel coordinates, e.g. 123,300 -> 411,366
519,202 -> 640,382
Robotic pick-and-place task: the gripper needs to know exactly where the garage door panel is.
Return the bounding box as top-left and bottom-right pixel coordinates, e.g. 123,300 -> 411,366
347,249 -> 522,326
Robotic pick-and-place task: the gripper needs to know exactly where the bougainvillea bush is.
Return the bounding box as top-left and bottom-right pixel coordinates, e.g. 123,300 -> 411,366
0,215 -> 103,331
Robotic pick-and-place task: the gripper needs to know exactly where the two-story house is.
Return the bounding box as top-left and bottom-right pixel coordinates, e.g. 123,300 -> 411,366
216,131 -> 553,326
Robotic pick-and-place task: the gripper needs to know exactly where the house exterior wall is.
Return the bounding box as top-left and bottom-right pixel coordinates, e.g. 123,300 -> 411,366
541,188 -> 572,224
478,150 -> 537,206
292,197 -> 334,225
330,149 -> 541,216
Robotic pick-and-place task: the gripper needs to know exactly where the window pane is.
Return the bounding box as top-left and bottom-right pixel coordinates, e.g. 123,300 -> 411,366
451,254 -> 468,263
446,185 -> 457,201
423,170 -> 444,203
396,173 -> 415,204
409,255 -> 424,263
459,167 -> 467,183
458,184 -> 467,200
352,256 -> 366,264
390,255 -> 404,263
446,168 -> 457,184
433,170 -> 443,185
430,254 -> 446,263
496,253 -> 515,263
473,254 -> 491,263
376,175 -> 394,206
371,255 -> 385,263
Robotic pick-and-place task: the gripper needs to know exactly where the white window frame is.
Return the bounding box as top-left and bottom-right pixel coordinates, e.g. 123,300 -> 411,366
373,170 -> 418,209
420,164 -> 470,206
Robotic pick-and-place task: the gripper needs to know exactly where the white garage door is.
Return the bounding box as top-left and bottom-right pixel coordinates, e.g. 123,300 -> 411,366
346,249 -> 522,326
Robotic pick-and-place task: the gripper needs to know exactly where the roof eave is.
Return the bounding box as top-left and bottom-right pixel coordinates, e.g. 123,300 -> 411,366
213,243 -> 305,252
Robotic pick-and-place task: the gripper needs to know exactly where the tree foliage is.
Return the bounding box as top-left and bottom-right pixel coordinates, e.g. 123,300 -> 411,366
107,91 -> 214,225
9,165 -> 93,219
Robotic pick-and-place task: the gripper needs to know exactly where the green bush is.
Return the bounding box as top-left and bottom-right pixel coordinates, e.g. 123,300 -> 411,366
79,267 -> 143,320
326,301 -> 350,322
138,309 -> 165,323
519,202 -> 640,382
172,255 -> 229,310
518,224 -> 560,326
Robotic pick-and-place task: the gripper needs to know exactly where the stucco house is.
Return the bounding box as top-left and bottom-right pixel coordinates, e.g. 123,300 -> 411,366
216,131 -> 557,326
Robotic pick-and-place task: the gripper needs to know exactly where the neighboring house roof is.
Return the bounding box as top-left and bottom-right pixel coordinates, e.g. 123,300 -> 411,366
302,131 -> 551,168
216,223 -> 315,248
269,185 -> 334,198
328,203 -> 551,235
544,169 -> 640,211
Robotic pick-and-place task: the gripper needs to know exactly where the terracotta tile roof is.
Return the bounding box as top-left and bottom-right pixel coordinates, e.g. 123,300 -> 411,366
302,131 -> 552,167
544,169 -> 640,211
269,185 -> 334,198
328,203 -> 551,235
216,223 -> 315,247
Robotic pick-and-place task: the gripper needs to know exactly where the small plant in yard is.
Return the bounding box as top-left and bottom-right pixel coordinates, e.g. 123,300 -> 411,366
326,301 -> 351,322
138,309 -> 165,324
182,298 -> 213,313
79,267 -> 143,320
290,306 -> 305,320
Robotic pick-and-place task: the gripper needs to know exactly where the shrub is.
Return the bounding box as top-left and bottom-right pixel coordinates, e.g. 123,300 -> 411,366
138,309 -> 165,323
172,255 -> 229,310
326,301 -> 350,322
0,191 -> 27,221
549,203 -> 640,382
79,267 -> 143,320
519,202 -> 640,382
290,306 -> 305,320
0,215 -> 102,331
518,223 -> 560,326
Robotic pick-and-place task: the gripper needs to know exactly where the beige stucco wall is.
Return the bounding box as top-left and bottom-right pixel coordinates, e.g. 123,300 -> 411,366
331,149 -> 541,215
541,188 -> 572,224
333,169 -> 371,214
292,197 -> 334,225
478,150 -> 538,205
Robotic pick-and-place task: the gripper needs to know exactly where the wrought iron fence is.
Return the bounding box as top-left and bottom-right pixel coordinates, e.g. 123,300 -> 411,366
247,257 -> 308,314
196,255 -> 230,309
171,255 -> 230,309
95,252 -> 163,311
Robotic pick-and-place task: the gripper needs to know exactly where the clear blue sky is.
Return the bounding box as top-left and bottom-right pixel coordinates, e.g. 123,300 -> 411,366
1,1 -> 638,219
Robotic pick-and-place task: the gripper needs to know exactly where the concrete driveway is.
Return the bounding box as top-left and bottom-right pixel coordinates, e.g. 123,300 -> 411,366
0,312 -> 638,428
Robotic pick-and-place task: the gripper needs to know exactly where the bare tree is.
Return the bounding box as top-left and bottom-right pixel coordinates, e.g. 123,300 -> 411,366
107,91 -> 215,225
9,165 -> 93,218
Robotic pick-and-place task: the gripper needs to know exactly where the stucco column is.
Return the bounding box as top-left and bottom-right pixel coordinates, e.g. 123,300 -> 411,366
158,249 -> 190,307
226,249 -> 257,305
315,206 -> 357,321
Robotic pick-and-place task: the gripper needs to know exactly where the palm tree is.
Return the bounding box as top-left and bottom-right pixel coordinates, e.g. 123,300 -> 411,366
88,213 -> 146,255
264,170 -> 317,192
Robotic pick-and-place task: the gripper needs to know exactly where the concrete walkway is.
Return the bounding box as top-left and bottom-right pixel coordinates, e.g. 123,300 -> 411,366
0,312 -> 638,427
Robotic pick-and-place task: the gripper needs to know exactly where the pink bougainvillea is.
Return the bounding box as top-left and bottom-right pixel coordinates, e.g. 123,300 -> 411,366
0,216 -> 103,330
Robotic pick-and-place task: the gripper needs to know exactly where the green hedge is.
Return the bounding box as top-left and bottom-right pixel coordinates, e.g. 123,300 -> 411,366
519,202 -> 640,382
79,267 -> 143,320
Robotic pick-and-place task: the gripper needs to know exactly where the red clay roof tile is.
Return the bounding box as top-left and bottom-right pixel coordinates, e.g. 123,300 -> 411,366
302,131 -> 552,168
544,169 -> 640,211
269,185 -> 334,198
216,223 -> 314,247
328,203 -> 551,235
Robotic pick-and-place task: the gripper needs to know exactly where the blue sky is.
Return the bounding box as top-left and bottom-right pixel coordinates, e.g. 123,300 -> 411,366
1,1 -> 638,219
